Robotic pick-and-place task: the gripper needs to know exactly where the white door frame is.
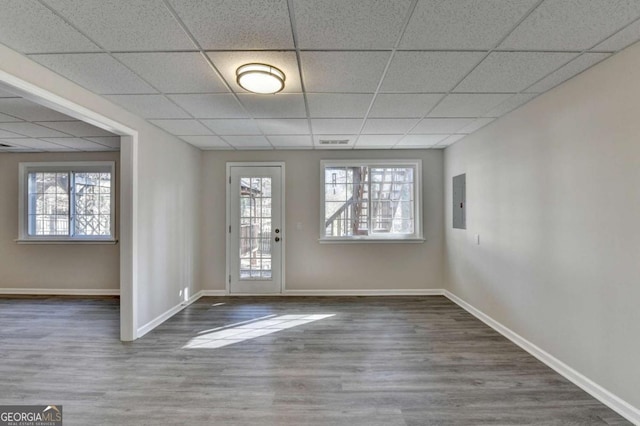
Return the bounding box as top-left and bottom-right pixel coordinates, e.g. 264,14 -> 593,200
226,162 -> 285,295
0,69 -> 139,341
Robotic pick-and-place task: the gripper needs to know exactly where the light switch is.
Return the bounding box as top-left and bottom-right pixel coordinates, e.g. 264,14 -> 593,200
296,222 -> 303,231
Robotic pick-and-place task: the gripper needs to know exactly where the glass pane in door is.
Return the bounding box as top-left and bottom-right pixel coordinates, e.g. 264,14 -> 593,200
239,176 -> 272,279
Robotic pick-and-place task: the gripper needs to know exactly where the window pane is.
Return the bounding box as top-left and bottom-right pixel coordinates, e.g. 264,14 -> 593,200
370,167 -> 414,234
322,163 -> 418,239
239,176 -> 272,280
28,172 -> 69,236
74,172 -> 112,236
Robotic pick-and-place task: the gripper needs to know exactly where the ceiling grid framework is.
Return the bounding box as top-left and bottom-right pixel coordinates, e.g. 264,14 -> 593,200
1,0 -> 640,151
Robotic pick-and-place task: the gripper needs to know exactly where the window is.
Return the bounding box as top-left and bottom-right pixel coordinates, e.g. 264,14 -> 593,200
320,159 -> 423,242
18,162 -> 116,242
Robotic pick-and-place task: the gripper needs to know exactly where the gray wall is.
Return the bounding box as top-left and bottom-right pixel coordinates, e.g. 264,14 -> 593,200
0,151 -> 119,290
444,43 -> 640,409
0,44 -> 202,331
201,149 -> 445,292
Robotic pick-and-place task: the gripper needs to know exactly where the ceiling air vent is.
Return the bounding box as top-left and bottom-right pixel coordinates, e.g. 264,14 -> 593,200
318,139 -> 349,145
0,143 -> 12,147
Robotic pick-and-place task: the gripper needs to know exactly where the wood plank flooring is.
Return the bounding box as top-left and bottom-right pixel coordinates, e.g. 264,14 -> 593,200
0,296 -> 629,425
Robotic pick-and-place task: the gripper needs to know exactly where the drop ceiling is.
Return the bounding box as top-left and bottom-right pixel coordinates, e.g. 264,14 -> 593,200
0,83 -> 119,152
1,0 -> 639,150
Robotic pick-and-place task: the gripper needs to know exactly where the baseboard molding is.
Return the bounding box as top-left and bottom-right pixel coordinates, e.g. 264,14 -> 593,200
283,289 -> 445,296
201,290 -> 228,296
0,288 -> 120,296
444,290 -> 640,425
136,290 -> 203,338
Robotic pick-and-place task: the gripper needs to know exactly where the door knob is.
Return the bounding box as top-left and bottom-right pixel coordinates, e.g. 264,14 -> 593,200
275,237 -> 280,242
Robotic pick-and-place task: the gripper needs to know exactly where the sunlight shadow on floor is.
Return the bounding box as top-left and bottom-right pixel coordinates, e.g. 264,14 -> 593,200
183,314 -> 335,349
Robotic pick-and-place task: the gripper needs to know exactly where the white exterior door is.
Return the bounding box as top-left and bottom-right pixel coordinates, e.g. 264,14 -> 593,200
228,165 -> 283,294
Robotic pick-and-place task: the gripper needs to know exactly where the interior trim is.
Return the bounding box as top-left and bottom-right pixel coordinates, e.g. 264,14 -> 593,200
0,288 -> 120,296
444,290 -> 640,425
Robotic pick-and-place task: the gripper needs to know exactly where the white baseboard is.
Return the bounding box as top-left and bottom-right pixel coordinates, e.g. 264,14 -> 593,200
283,289 -> 445,296
201,290 -> 228,296
444,290 -> 640,425
136,290 -> 203,338
0,288 -> 120,296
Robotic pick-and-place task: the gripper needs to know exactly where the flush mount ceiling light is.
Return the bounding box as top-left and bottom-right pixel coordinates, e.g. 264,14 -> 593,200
236,63 -> 285,94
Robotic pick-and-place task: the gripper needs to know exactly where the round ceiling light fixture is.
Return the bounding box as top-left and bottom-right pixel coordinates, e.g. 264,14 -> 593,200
236,63 -> 285,94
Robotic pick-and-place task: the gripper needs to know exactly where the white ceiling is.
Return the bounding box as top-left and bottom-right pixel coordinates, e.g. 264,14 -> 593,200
0,83 -> 119,152
1,0 -> 640,150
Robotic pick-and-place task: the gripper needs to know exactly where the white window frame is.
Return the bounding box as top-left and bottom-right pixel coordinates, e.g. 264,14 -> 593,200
17,161 -> 116,244
319,159 -> 424,243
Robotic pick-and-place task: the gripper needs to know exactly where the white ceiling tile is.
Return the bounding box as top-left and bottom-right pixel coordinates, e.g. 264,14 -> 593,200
381,52 -> 485,92
168,94 -> 246,119
267,135 -> 313,148
356,134 -> 403,148
149,120 -> 213,136
411,118 -> 474,134
293,0 -> 412,49
2,138 -> 77,150
454,52 -> 577,93
44,0 -> 195,51
207,51 -> 301,94
237,94 -> 306,118
256,119 -> 309,135
458,118 -> 496,134
200,119 -> 261,136
180,135 -> 231,149
369,94 -> 443,118
400,0 -> 537,49
0,0 -> 99,54
30,54 -> 156,95
0,129 -> 23,138
396,134 -> 448,147
428,94 -> 512,118
105,95 -> 190,119
42,137 -> 109,150
500,0 -> 640,50
168,0 -> 294,49
525,53 -> 611,93
595,19 -> 640,51
311,119 -> 363,134
115,53 -> 228,94
307,94 -> 373,118
0,113 -> 22,122
85,137 -> 121,149
0,122 -> 70,137
313,134 -> 356,149
436,134 -> 467,147
222,135 -> 272,148
0,98 -> 75,121
33,121 -> 114,137
362,119 -> 418,134
483,93 -> 538,117
301,51 -> 390,92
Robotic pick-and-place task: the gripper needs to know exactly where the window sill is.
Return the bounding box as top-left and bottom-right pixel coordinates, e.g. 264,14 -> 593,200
318,237 -> 425,244
15,238 -> 118,245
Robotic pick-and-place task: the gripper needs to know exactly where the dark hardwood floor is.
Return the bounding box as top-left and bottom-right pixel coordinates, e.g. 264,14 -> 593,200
0,296 -> 629,425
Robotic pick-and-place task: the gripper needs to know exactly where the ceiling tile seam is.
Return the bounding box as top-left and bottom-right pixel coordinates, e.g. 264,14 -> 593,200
38,0 -> 234,151
286,0 -> 314,150
36,0 -> 211,144
352,0 -> 420,150
517,14 -> 640,96
162,0 -> 274,151
437,3 -> 640,149
390,0 -> 547,149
